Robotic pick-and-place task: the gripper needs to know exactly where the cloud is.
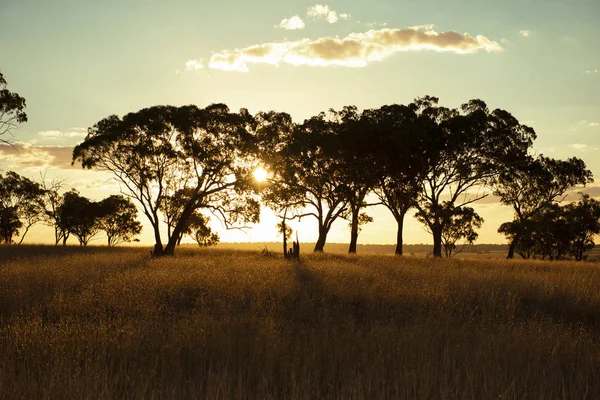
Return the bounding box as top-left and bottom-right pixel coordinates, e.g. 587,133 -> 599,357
568,143 -> 598,152
307,4 -> 350,24
565,184 -> 600,201
519,30 -> 530,37
185,59 -> 205,72
208,25 -> 503,72
569,143 -> 589,150
0,142 -> 77,170
362,21 -> 388,28
572,120 -> 600,131
584,69 -> 599,74
278,15 -> 305,30
38,128 -> 87,140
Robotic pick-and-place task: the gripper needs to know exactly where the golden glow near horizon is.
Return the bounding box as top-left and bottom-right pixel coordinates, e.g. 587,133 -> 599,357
253,166 -> 268,182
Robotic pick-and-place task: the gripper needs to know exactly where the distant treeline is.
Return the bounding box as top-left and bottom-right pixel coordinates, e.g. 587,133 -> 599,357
1,70 -> 599,261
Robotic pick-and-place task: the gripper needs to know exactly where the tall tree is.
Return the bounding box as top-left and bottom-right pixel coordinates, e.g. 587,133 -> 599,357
0,171 -> 45,244
265,110 -> 349,252
0,72 -> 27,144
365,104 -> 436,255
335,106 -> 379,254
494,155 -> 593,258
73,104 -> 261,256
412,97 -> 536,257
98,195 -> 142,246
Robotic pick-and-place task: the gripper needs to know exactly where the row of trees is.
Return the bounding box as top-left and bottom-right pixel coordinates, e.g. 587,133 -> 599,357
70,97 -> 595,259
0,171 -> 142,246
499,194 -> 600,261
2,71 -> 595,258
0,171 -> 221,248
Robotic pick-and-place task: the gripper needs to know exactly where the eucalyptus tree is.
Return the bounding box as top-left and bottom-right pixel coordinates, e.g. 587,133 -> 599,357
39,174 -> 69,245
58,190 -> 102,246
0,171 -> 45,244
98,195 -> 142,246
412,96 -> 536,257
364,103 -> 437,255
329,106 -> 379,254
565,194 -> 600,261
417,205 -> 483,257
494,155 -> 593,258
0,72 -> 27,143
263,110 -> 350,252
73,104 -> 261,256
186,212 -> 220,247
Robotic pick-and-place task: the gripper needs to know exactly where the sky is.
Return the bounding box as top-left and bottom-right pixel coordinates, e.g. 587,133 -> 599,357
1,0 -> 599,248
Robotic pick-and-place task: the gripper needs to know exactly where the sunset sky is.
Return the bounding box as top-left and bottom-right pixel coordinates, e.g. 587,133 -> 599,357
1,0 -> 599,247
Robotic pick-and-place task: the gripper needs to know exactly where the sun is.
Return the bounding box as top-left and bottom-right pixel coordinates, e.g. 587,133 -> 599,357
253,166 -> 268,182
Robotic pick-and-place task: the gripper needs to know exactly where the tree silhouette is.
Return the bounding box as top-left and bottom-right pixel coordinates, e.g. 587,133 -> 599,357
335,106 -> 379,254
186,212 -> 219,247
0,171 -> 45,244
564,194 -> 600,261
412,97 -> 536,257
265,111 -> 349,252
73,104 -> 261,256
494,155 -> 592,258
438,206 -> 483,257
39,174 -> 69,245
58,190 -> 102,246
98,195 -> 142,246
364,104 -> 434,255
0,72 -> 27,144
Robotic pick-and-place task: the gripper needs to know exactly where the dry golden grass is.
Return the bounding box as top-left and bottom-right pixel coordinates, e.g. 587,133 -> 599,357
1,245 -> 600,399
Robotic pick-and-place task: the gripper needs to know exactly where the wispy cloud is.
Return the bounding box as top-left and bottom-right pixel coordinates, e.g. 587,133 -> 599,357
38,128 -> 87,140
307,4 -> 349,24
519,30 -> 530,37
584,69 -> 599,74
569,143 -> 598,152
207,25 -> 502,72
573,120 -> 600,131
278,15 -> 305,30
0,142 -> 77,170
185,59 -> 205,72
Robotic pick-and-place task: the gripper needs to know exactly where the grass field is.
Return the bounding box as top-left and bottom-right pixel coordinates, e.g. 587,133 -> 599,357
1,246 -> 600,399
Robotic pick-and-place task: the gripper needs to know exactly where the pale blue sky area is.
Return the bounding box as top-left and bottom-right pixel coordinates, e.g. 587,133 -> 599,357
1,0 -> 599,245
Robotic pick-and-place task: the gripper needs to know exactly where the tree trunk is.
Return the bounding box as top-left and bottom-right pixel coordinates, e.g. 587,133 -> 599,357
314,226 -> 329,252
432,227 -> 443,257
152,224 -> 164,256
18,226 -> 31,245
507,229 -> 522,259
282,218 -> 288,259
395,214 -> 405,256
348,211 -> 359,254
164,203 -> 197,255
62,235 -> 68,246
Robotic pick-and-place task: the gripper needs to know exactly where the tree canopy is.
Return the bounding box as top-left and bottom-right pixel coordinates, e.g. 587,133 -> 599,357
0,72 -> 27,144
494,155 -> 593,258
73,104 -> 261,256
